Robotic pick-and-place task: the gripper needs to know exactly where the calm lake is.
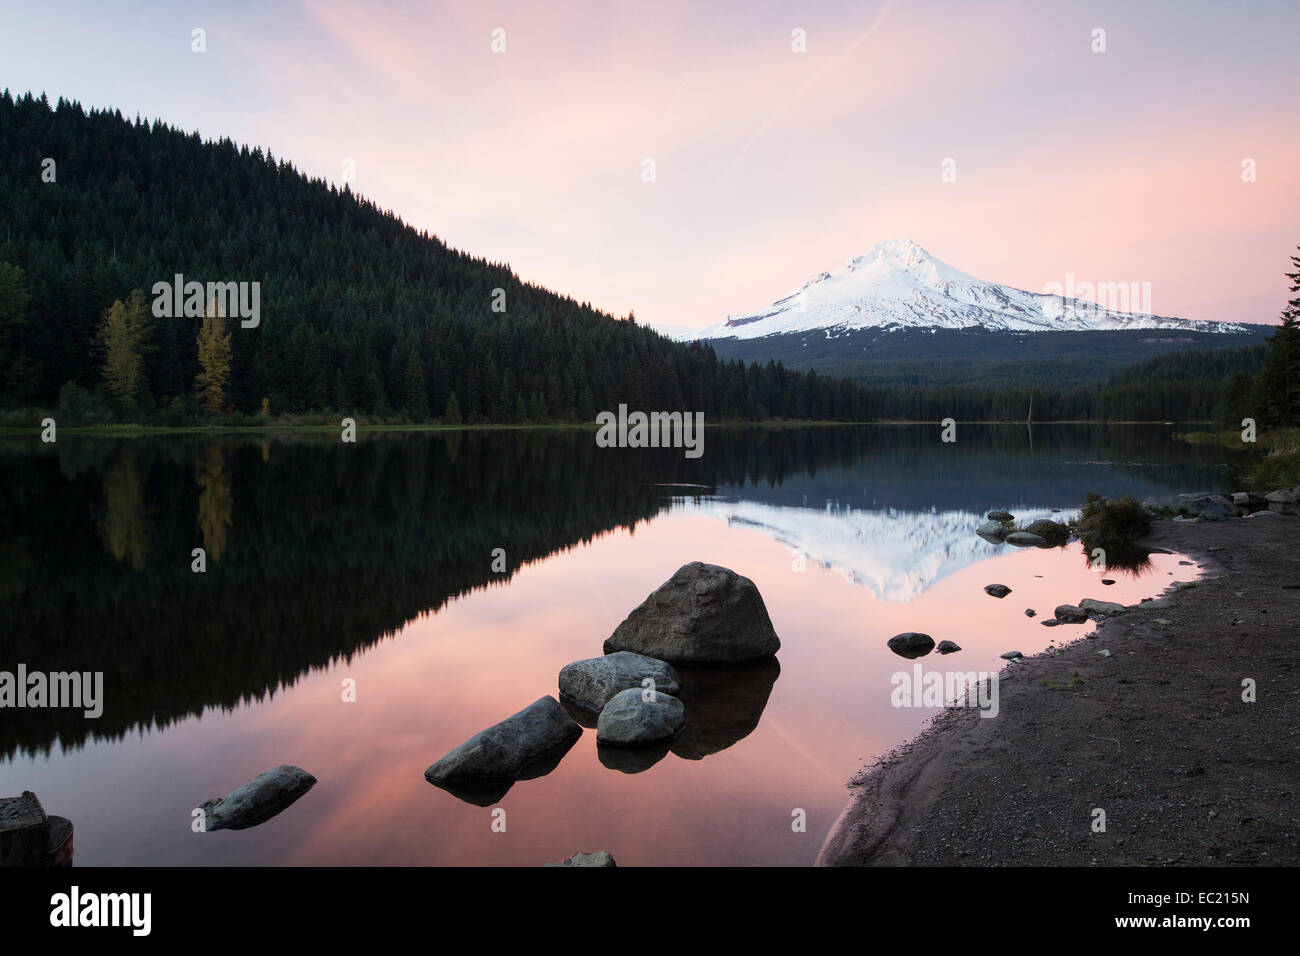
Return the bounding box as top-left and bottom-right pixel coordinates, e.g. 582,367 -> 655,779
0,425 -> 1253,866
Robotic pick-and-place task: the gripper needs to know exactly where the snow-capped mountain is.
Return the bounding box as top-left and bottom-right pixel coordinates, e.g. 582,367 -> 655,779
693,239 -> 1244,340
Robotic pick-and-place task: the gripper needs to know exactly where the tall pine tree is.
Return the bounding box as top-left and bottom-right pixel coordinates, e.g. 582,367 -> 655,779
1249,246 -> 1300,428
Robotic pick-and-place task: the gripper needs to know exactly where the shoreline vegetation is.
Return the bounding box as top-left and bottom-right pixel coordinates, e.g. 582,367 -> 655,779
0,418 -> 1241,437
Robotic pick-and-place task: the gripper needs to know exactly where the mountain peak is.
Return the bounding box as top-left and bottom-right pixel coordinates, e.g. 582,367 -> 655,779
696,242 -> 1243,339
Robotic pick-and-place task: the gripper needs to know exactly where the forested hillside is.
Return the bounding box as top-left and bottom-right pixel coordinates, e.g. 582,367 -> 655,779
0,91 -> 874,424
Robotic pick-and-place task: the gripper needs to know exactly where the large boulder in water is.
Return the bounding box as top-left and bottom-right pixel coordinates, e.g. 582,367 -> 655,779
595,688 -> 686,746
424,697 -> 582,806
603,562 -> 780,663
198,765 -> 316,831
559,651 -> 680,714
976,520 -> 1008,542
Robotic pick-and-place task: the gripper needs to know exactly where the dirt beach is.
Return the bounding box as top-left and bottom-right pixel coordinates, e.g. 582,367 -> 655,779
817,516 -> 1300,866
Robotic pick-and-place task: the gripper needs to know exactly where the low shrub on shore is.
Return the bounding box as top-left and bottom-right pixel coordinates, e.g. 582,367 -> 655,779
1075,493 -> 1152,570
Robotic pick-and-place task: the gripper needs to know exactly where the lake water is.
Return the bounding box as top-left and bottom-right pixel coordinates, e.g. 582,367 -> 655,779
0,425 -> 1250,866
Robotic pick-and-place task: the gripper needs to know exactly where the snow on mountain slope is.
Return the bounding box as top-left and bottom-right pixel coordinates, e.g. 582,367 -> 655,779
689,496 -> 1073,603
693,239 -> 1244,340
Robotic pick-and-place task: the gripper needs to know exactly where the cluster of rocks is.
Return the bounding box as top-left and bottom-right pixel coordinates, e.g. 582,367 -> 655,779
886,633 -> 961,658
1051,598 -> 1127,624
424,561 -> 782,816
1169,488 -> 1299,520
976,510 -> 1071,547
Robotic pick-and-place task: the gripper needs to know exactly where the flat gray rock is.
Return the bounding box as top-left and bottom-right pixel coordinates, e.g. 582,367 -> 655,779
1079,598 -> 1126,617
1054,604 -> 1089,623
559,652 -> 680,714
603,562 -> 780,663
199,765 -> 316,832
595,688 -> 686,746
424,697 -> 582,806
976,520 -> 1008,541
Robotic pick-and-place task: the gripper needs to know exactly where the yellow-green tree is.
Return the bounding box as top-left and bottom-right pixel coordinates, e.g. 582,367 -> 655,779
195,299 -> 232,415
98,289 -> 150,415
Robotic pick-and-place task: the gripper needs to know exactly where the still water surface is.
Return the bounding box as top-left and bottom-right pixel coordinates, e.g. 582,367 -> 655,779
0,426 -> 1245,865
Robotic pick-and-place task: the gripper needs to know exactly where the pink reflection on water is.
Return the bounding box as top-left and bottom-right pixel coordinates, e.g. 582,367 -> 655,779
0,511 -> 1197,866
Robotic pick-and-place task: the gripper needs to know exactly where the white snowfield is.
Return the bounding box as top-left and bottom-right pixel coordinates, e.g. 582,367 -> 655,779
691,239 -> 1244,340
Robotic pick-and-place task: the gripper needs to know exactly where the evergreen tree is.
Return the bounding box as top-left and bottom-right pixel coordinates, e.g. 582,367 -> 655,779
1248,247 -> 1300,428
404,350 -> 429,419
0,262 -> 31,396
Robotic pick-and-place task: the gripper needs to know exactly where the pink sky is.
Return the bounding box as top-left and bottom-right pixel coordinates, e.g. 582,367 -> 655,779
3,0 -> 1297,331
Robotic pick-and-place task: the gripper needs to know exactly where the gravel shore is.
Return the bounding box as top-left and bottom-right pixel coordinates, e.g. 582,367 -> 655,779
817,515 -> 1300,866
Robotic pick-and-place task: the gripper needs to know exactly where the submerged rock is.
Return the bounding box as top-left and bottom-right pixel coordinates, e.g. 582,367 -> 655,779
559,652 -> 680,714
596,688 -> 686,746
603,562 -> 780,663
199,765 -> 316,832
887,632 -> 935,658
1054,604 -> 1089,624
935,640 -> 962,654
424,697 -> 582,806
984,584 -> 1011,598
1005,532 -> 1047,547
545,850 -> 617,868
976,520 -> 1008,541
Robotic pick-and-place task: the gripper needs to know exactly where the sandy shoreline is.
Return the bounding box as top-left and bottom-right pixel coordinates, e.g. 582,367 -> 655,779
817,516 -> 1300,866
